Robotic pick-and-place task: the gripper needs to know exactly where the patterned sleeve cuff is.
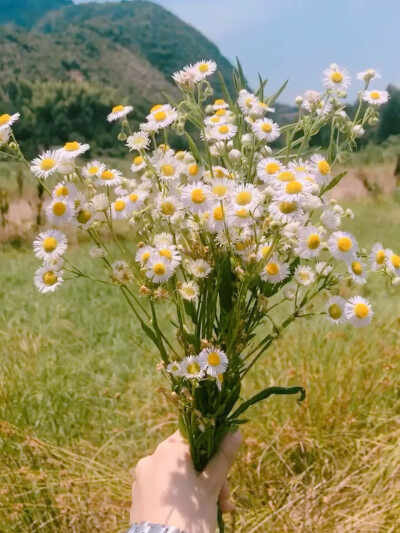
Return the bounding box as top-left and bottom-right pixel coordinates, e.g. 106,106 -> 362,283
127,521 -> 186,533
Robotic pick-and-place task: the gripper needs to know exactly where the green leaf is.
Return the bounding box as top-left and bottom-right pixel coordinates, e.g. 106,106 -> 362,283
185,132 -> 202,162
321,171 -> 347,194
139,320 -> 158,348
183,300 -> 197,324
228,386 -> 306,420
267,79 -> 289,106
217,72 -> 234,108
235,56 -> 247,90
256,74 -> 268,100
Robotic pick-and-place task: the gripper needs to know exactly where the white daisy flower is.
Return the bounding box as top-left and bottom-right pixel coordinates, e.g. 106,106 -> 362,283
155,243 -> 181,270
347,260 -> 367,284
368,243 -> 386,270
52,180 -> 78,200
34,265 -> 64,294
212,98 -> 229,111
356,69 -> 381,82
211,123 -> 237,141
57,141 -> 90,159
0,127 -> 10,146
30,151 -> 61,179
136,245 -> 155,266
131,155 -> 147,173
107,104 -> 133,122
127,190 -> 147,212
181,182 -> 211,213
269,200 -> 305,224
57,160 -> 75,176
296,226 -> 323,259
91,193 -> 110,212
327,231 -> 358,261
74,203 -> 97,230
294,265 -> 315,286
111,197 -> 131,220
323,63 -> 351,91
249,101 -> 275,119
260,256 -> 289,283
256,241 -> 274,262
157,157 -> 182,182
178,281 -> 199,302
309,155 -> 332,185
251,118 -> 281,142
204,114 -> 228,127
82,160 -> 106,179
209,178 -> 233,200
362,90 -> 389,106
386,249 -> 400,276
33,230 -> 67,261
199,347 -> 228,377
320,208 -> 341,230
146,104 -> 178,130
345,296 -> 373,327
126,131 -> 150,152
172,64 -> 198,88
326,296 -> 346,324
232,207 -> 259,227
256,157 -> 284,183
0,112 -> 20,132
207,202 -> 234,233
187,259 -> 212,278
238,90 -> 259,115
156,194 -> 182,219
316,261 -> 333,276
288,159 -> 311,179
231,183 -> 261,211
184,162 -> 204,182
146,256 -> 173,283
193,59 -> 217,81
153,233 -> 174,247
180,355 -> 205,380
166,361 -> 182,377
46,197 -> 75,226
97,168 -> 123,187
276,178 -> 313,203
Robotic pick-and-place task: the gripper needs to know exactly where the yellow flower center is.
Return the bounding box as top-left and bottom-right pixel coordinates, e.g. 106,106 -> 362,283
128,193 -> 138,203
266,262 -> 279,276
337,236 -> 352,252
64,141 -> 80,152
154,110 -> 167,122
191,188 -> 205,204
277,171 -> 295,182
55,186 -> 69,197
245,97 -> 253,108
261,123 -> 272,133
261,245 -> 271,257
188,164 -> 199,176
160,201 -> 175,215
77,209 -> 92,224
101,170 -> 114,180
236,191 -> 252,205
285,181 -> 303,194
134,156 -> 144,166
351,261 -> 363,275
151,104 -> 163,113
391,254 -> 400,269
354,303 -> 369,319
317,160 -> 330,175
208,352 -> 221,366
376,250 -> 385,265
42,237 -> 58,252
153,262 -> 166,275
210,116 -> 221,123
212,184 -> 228,197
114,200 -> 126,212
215,109 -> 226,117
88,166 -> 99,174
328,304 -> 342,319
214,168 -> 225,178
43,271 -> 57,286
198,63 -> 209,73
112,105 -> 125,113
214,99 -> 225,106
307,234 -> 320,250
296,165 -> 306,172
217,374 -> 223,383
0,114 -> 11,125
330,72 -> 343,83
279,201 -> 297,214
52,202 -> 66,216
141,251 -> 151,262
187,362 -> 201,374
219,125 -> 229,134
159,249 -> 172,260
370,91 -> 380,100
213,206 -> 224,221
40,158 -> 56,171
161,164 -> 174,177
266,162 -> 280,174
236,208 -> 249,218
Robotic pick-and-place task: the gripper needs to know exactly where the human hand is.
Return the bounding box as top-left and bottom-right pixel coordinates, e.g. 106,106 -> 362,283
130,430 -> 242,533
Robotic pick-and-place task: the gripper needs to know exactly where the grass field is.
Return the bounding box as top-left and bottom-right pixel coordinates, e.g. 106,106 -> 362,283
1,196 -> 400,532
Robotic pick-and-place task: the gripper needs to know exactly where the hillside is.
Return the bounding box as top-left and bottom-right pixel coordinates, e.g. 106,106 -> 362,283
2,0 -> 72,28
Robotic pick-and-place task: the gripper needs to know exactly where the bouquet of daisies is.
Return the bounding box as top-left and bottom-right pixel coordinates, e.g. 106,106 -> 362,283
3,60 -> 398,507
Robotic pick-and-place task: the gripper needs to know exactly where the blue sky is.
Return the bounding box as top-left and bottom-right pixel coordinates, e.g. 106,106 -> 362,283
72,0 -> 400,103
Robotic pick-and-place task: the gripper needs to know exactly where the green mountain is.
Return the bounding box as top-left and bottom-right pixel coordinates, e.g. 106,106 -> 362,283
0,0 -> 239,155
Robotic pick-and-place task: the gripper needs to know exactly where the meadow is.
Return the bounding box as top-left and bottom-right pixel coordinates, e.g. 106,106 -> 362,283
0,161 -> 400,532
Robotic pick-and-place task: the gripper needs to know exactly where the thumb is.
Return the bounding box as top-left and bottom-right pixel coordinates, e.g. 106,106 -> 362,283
201,430 -> 242,491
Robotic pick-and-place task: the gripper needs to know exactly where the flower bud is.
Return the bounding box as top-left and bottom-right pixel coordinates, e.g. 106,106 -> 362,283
368,116 -> 379,126
118,132 -> 127,141
241,133 -> 252,145
352,124 -> 365,138
226,141 -> 234,150
270,220 -> 281,231
205,105 -> 213,114
336,151 -> 350,164
128,218 -> 135,228
229,149 -> 241,162
295,95 -> 303,106
261,145 -> 272,157
9,142 -> 18,151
